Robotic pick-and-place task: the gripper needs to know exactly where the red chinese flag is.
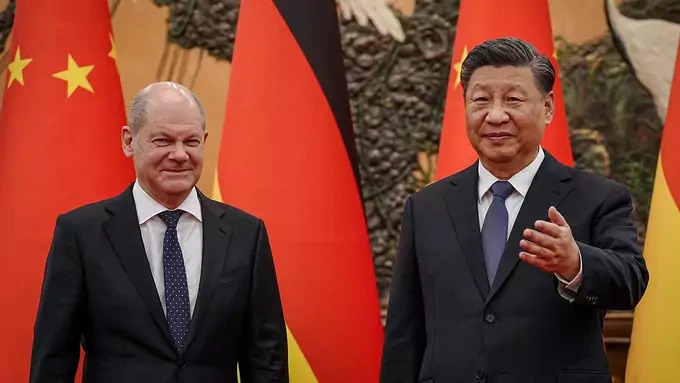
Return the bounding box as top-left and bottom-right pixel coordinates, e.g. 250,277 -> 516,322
214,0 -> 383,381
0,0 -> 133,380
435,0 -> 573,179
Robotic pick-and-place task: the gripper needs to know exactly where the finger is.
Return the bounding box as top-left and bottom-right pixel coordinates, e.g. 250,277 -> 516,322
522,228 -> 558,250
548,206 -> 568,227
519,239 -> 556,260
519,252 -> 552,272
534,220 -> 562,238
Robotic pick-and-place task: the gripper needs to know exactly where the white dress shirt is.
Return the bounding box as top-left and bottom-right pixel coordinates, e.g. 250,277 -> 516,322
477,147 -> 582,300
133,181 -> 203,317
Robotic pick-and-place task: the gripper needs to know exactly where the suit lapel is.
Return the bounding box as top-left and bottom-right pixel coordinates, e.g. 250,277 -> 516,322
443,163 -> 490,300
486,153 -> 573,303
182,192 -> 233,354
103,185 -> 174,348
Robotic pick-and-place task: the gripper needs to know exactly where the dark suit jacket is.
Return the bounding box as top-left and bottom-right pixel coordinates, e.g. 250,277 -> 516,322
30,185 -> 288,383
381,153 -> 648,383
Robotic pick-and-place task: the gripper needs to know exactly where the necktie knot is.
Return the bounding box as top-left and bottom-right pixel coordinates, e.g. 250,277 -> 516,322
490,181 -> 514,200
158,210 -> 183,229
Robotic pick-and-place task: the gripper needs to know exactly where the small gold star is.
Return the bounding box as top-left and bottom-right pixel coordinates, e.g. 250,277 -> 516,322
452,46 -> 468,89
7,47 -> 33,88
108,34 -> 118,64
52,54 -> 95,97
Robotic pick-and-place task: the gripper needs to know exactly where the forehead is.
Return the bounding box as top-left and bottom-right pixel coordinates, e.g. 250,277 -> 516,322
142,97 -> 203,132
467,65 -> 538,93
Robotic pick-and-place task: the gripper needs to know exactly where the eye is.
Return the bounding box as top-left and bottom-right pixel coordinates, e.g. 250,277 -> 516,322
507,96 -> 523,103
186,139 -> 201,147
473,97 -> 489,103
153,138 -> 169,146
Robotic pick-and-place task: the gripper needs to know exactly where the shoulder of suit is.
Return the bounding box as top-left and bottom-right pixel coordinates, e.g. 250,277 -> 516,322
57,194 -> 119,226
407,160 -> 630,202
409,164 -> 476,201
412,176 -> 454,198
567,166 -> 630,195
198,193 -> 263,226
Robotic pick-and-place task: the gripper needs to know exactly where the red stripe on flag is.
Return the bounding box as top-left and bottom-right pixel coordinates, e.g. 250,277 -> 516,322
661,42 -> 680,209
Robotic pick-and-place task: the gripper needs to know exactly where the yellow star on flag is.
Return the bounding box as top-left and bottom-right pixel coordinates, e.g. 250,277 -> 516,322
553,48 -> 558,60
52,54 -> 95,97
7,47 -> 33,89
108,34 -> 118,64
452,46 -> 468,89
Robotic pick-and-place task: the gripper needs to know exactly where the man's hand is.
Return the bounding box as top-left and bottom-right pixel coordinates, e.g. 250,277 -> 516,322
519,206 -> 580,280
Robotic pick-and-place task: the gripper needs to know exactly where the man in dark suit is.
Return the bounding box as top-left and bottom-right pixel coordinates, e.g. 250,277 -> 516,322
30,82 -> 288,382
380,38 -> 649,383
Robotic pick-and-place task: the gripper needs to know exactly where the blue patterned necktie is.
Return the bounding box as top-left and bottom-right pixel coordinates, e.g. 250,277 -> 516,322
481,181 -> 515,286
158,210 -> 191,350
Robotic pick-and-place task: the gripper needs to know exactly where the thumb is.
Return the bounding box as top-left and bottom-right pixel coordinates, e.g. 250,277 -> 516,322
548,206 -> 568,227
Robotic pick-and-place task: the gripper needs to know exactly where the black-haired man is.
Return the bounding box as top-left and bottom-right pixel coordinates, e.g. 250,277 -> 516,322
381,38 -> 648,383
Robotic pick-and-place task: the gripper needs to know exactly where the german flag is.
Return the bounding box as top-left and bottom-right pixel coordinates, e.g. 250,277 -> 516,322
213,0 -> 383,381
626,42 -> 680,382
435,0 -> 573,179
0,0 -> 133,380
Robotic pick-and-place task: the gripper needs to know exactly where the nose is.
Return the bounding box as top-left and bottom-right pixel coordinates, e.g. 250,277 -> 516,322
168,142 -> 189,161
485,101 -> 510,125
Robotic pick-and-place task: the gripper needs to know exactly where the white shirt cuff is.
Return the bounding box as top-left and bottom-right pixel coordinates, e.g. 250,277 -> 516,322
555,248 -> 583,302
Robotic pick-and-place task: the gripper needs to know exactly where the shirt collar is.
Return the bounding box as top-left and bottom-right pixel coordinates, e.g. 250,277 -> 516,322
132,180 -> 203,224
477,147 -> 545,202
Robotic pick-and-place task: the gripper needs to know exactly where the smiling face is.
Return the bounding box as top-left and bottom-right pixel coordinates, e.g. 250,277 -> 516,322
464,65 -> 554,178
122,84 -> 208,208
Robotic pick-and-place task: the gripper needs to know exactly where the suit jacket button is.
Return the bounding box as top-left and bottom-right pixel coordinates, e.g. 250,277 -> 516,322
475,369 -> 486,379
484,313 -> 496,323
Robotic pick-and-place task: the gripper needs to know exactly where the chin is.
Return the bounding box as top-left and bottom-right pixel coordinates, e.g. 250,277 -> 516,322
159,178 -> 196,195
479,146 -> 518,164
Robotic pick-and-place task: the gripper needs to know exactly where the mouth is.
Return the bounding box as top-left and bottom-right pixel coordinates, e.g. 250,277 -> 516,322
482,132 -> 514,141
161,169 -> 192,174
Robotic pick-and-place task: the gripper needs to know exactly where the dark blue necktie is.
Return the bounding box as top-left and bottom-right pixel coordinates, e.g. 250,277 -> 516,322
158,210 -> 191,350
481,181 -> 515,286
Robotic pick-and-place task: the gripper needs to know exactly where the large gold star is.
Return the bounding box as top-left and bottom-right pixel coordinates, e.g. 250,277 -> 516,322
452,46 -> 468,89
7,47 -> 33,88
52,54 -> 95,97
108,34 -> 118,64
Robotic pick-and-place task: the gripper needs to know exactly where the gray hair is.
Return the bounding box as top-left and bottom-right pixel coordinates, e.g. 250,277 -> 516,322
460,37 -> 555,96
128,83 -> 207,134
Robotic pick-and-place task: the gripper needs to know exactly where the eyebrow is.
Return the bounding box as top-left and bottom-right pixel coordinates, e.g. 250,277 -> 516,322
148,128 -> 202,139
470,82 -> 529,94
